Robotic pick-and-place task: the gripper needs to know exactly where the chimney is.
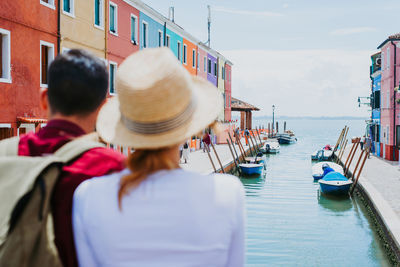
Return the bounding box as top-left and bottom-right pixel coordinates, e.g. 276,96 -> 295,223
168,7 -> 175,22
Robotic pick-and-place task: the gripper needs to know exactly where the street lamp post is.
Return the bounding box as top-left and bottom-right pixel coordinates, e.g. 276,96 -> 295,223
272,105 -> 275,135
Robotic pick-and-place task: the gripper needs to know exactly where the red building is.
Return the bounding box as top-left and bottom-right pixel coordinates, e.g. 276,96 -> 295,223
224,62 -> 232,121
0,0 -> 58,139
107,0 -> 140,95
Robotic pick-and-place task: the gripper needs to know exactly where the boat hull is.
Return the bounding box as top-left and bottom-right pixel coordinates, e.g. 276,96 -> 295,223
319,181 -> 352,195
239,164 -> 264,175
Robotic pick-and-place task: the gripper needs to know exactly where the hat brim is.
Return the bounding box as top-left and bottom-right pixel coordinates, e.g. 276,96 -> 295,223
96,76 -> 223,149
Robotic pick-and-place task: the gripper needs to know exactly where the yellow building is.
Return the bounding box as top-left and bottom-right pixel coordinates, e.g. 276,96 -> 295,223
60,0 -> 106,58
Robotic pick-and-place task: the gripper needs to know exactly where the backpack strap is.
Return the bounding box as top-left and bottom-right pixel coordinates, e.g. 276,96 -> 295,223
0,137 -> 20,157
54,133 -> 106,163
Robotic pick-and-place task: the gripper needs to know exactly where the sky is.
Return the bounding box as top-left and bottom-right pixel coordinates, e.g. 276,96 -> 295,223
142,0 -> 400,117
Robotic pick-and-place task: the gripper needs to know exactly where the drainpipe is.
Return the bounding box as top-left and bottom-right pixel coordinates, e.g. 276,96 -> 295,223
163,22 -> 166,46
391,41 -> 397,160
104,1 -> 108,59
57,0 -> 60,54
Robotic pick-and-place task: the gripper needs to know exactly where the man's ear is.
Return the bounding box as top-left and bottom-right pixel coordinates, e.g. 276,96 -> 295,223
39,87 -> 49,113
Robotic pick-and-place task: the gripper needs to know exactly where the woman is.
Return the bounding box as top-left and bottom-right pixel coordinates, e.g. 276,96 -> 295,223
72,48 -> 245,267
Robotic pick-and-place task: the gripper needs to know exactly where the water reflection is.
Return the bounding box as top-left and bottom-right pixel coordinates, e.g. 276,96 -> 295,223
317,191 -> 353,213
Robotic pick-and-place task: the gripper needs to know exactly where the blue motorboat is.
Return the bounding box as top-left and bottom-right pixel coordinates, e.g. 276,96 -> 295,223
239,163 -> 264,175
312,161 -> 343,180
276,133 -> 297,144
318,172 -> 352,195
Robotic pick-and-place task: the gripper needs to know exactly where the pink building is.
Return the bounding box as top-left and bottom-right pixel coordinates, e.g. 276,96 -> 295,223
377,33 -> 400,161
224,62 -> 232,121
107,0 -> 140,94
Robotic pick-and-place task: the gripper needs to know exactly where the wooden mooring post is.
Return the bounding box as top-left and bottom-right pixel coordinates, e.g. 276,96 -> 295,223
228,132 -> 241,163
210,141 -> 225,173
250,131 -> 259,151
245,135 -> 254,156
336,127 -> 349,163
344,140 -> 360,176
338,139 -> 348,164
334,127 -> 346,152
205,144 -> 217,173
350,148 -> 370,195
227,138 -> 241,175
256,128 -> 263,144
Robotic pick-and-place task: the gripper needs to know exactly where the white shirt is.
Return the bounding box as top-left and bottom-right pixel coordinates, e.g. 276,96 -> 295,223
72,168 -> 245,267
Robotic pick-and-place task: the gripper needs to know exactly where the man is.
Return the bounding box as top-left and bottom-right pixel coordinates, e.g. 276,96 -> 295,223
202,132 -> 211,152
244,128 -> 250,146
322,163 -> 334,177
18,49 -> 125,267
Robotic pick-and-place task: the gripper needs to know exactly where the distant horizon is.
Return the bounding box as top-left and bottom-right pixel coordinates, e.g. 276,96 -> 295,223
232,115 -> 368,120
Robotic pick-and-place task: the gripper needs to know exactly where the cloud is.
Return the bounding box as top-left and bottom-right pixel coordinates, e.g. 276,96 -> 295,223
212,6 -> 283,17
330,27 -> 377,36
222,49 -> 373,117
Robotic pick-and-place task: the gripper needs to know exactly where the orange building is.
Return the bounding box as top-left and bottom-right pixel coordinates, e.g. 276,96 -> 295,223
0,0 -> 58,139
182,37 -> 197,75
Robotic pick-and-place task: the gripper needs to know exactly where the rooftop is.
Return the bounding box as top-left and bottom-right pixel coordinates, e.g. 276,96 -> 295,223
231,97 -> 260,111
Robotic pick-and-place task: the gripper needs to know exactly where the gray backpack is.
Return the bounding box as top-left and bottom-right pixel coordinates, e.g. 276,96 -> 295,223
0,135 -> 104,267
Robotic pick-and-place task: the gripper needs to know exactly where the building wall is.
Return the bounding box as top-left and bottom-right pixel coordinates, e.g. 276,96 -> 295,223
166,28 -> 183,62
182,38 -> 196,75
107,0 -> 139,65
0,0 -> 58,130
61,0 -> 106,58
197,45 -> 207,80
139,11 -> 163,49
224,63 -> 232,121
207,53 -> 217,86
380,42 -> 400,160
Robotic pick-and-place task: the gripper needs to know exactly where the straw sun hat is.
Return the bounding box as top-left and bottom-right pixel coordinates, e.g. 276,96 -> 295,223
96,47 -> 223,149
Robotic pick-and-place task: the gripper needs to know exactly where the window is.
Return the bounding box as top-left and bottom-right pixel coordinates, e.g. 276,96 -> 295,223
63,0 -> 74,15
109,2 -> 117,35
0,29 -> 11,83
204,56 -> 206,72
177,42 -> 181,61
40,0 -> 55,9
142,22 -> 148,48
183,44 -> 187,64
94,0 -> 104,28
387,47 -> 390,69
197,52 -> 199,69
158,31 -> 163,47
109,62 -> 117,94
208,59 -> 211,74
222,66 -> 225,79
192,50 -> 196,68
396,125 -> 400,149
130,15 -> 137,44
166,35 -> 170,48
214,62 -> 217,77
40,41 -> 54,87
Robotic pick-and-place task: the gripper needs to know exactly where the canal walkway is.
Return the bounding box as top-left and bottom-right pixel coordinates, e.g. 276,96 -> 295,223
180,138 -> 251,174
339,147 -> 400,257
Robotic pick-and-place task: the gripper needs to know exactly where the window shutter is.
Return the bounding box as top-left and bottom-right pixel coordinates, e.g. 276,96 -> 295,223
41,46 -> 48,84
95,0 -> 100,25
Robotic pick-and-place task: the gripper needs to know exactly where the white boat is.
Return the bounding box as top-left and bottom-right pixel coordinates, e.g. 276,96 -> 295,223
312,161 -> 344,180
311,149 -> 333,161
262,139 -> 280,154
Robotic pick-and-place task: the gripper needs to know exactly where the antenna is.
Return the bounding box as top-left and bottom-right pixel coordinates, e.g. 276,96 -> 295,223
169,7 -> 175,22
207,5 -> 211,47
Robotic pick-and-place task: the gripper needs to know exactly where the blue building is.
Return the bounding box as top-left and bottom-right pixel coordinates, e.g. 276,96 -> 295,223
370,52 -> 381,156
139,11 -> 164,49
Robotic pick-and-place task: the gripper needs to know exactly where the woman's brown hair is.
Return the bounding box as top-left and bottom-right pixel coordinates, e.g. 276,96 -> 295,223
118,147 -> 179,209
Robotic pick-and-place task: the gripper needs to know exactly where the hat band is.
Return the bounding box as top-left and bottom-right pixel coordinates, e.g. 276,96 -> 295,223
120,99 -> 197,135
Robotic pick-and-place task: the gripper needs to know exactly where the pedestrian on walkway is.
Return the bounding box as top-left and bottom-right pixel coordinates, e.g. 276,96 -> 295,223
203,132 -> 211,152
182,140 -> 190,163
72,48 -> 245,267
360,135 -> 366,150
245,128 -> 250,146
0,49 -> 125,267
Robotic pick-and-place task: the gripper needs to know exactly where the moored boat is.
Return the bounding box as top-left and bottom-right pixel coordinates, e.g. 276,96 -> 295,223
319,172 -> 352,195
239,163 -> 264,176
312,161 -> 343,180
262,139 -> 280,154
277,133 -> 297,144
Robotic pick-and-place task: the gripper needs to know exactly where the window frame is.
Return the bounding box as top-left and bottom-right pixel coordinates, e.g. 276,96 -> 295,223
197,52 -> 199,70
141,21 -> 148,48
177,41 -> 181,61
40,40 -> 55,88
166,35 -> 170,48
109,1 -> 118,36
130,14 -> 138,44
204,56 -> 206,72
62,0 -> 75,17
214,62 -> 217,77
40,0 -> 56,10
109,61 -> 117,95
183,44 -> 187,64
94,0 -> 104,30
158,30 -> 163,47
0,28 -> 12,84
208,58 -> 211,74
192,49 -> 196,68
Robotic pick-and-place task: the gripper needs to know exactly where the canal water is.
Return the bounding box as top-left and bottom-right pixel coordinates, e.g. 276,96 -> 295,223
241,119 -> 392,266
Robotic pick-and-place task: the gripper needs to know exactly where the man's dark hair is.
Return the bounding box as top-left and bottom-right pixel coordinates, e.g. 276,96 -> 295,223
48,49 -> 109,116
